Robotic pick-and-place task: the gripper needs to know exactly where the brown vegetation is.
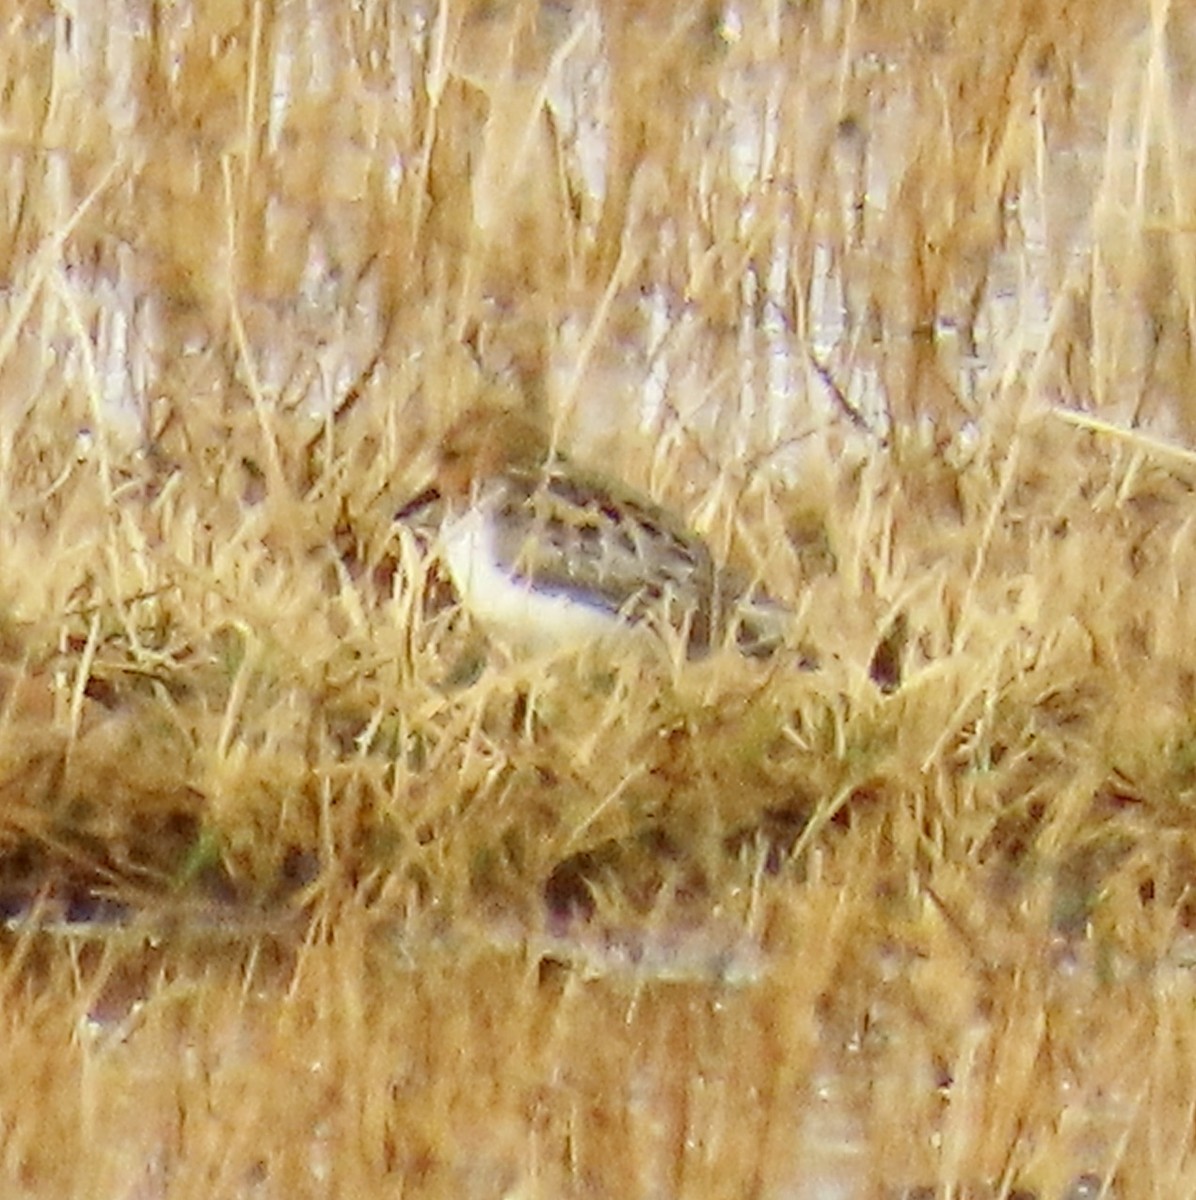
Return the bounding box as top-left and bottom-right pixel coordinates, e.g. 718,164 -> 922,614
0,0 -> 1194,1195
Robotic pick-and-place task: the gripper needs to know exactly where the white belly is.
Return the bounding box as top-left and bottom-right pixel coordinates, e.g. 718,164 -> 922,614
439,507 -> 623,655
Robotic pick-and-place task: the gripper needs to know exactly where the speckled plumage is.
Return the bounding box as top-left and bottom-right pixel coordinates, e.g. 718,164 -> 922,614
402,408 -> 788,659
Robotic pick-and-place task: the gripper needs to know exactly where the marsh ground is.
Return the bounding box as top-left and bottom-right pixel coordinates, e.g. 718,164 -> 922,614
0,0 -> 1194,1195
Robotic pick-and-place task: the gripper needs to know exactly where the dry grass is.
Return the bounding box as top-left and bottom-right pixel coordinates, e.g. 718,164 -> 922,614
1,0 -> 1196,1195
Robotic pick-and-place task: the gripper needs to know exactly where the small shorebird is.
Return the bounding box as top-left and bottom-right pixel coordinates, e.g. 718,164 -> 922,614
397,407 -> 789,661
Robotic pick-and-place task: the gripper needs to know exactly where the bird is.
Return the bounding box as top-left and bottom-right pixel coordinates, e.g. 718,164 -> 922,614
396,406 -> 789,662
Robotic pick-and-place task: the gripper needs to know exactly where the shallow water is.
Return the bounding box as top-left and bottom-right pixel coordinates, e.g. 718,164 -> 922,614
1,1 -> 1190,1195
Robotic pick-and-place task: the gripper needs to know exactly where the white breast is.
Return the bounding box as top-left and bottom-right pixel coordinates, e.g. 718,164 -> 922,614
439,505 -> 624,655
